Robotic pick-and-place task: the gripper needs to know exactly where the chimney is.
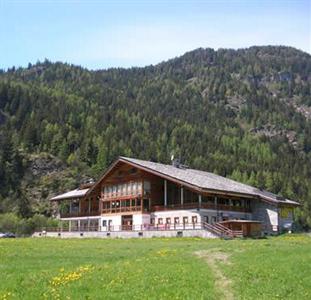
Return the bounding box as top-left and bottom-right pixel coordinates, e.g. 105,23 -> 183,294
172,158 -> 181,168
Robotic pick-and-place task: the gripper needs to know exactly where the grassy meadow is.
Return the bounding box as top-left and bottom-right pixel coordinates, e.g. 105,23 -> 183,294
1,235 -> 311,300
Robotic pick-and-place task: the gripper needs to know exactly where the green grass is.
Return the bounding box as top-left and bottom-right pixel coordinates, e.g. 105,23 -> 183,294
0,235 -> 311,299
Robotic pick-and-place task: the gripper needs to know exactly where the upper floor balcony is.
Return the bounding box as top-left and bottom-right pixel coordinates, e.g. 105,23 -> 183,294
60,210 -> 100,218
102,180 -> 151,200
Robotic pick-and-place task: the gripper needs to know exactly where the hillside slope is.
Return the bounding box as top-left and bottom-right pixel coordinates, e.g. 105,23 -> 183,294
0,46 -> 311,226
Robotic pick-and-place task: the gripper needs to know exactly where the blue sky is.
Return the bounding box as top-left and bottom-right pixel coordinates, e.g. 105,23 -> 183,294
0,0 -> 310,70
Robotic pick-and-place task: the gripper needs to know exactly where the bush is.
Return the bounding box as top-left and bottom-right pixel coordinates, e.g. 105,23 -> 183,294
0,213 -> 59,236
0,213 -> 19,233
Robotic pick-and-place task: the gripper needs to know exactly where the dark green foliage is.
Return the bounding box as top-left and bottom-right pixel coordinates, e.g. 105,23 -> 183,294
0,46 -> 311,227
0,213 -> 59,235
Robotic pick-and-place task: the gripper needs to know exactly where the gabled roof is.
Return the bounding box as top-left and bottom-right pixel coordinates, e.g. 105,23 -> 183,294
121,157 -> 259,195
50,188 -> 89,201
51,156 -> 299,206
118,157 -> 299,206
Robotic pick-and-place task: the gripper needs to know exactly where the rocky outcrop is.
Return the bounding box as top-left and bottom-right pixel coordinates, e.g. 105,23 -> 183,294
250,124 -> 298,149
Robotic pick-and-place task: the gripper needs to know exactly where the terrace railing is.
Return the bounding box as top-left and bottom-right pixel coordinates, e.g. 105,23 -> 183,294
41,222 -> 242,238
152,203 -> 250,213
41,226 -> 100,232
102,206 -> 144,214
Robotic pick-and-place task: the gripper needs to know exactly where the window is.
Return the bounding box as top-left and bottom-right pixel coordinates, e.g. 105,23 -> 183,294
233,199 -> 241,207
212,216 -> 217,224
150,218 -> 155,224
122,183 -> 126,195
204,216 -> 209,223
202,196 -> 214,204
144,181 -> 151,195
102,220 -> 107,227
183,217 -> 189,224
131,199 -> 136,207
158,218 -> 163,225
174,217 -> 180,224
166,218 -> 171,224
218,198 -> 230,206
192,216 -> 198,223
71,200 -> 79,212
130,167 -> 137,174
137,181 -> 142,192
245,199 -> 251,209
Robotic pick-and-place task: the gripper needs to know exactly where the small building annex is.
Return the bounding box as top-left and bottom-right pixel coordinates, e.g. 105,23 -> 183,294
49,156 -> 299,238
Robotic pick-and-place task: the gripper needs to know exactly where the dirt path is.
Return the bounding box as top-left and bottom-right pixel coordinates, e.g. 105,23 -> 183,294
195,250 -> 234,300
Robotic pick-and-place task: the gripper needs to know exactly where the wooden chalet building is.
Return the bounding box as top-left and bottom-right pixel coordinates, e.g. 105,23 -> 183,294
50,157 -> 299,238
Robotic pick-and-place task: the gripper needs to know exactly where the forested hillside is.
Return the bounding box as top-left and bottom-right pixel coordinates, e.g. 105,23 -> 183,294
1,46 -> 311,227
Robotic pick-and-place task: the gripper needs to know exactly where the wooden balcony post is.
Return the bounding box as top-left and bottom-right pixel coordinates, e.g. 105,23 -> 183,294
164,180 -> 167,207
69,220 -> 72,232
199,194 -> 202,208
99,198 -> 103,214
181,186 -> 184,206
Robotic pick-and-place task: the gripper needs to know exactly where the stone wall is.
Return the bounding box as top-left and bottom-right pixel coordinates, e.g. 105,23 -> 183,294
251,199 -> 279,234
33,229 -> 218,239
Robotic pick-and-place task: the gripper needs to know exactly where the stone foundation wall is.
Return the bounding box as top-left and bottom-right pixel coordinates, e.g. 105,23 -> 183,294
33,229 -> 218,239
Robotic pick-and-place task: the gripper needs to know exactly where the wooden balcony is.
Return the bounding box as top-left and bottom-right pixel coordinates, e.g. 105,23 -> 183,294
102,192 -> 142,201
102,206 -> 149,214
152,202 -> 251,213
60,210 -> 100,218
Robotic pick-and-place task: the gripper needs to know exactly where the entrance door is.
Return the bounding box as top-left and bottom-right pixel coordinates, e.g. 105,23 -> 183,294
143,199 -> 150,212
108,220 -> 112,231
122,215 -> 133,231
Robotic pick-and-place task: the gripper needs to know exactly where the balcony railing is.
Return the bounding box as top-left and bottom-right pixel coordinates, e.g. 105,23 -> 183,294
102,206 -> 148,214
102,191 -> 142,200
152,202 -> 251,213
60,211 -> 100,218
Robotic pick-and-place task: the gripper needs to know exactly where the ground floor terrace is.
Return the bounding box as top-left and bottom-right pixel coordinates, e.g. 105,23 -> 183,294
45,206 -> 267,238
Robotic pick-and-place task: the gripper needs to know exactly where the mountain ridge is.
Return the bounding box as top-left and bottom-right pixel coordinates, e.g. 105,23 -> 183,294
0,45 -> 311,227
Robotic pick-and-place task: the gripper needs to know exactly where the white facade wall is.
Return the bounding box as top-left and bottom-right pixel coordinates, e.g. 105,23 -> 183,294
133,214 -> 150,226
100,214 -> 151,231
152,209 -> 251,223
100,215 -> 122,231
98,209 -> 253,231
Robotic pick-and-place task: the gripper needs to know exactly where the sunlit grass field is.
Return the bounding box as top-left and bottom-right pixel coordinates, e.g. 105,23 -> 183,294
1,235 -> 311,299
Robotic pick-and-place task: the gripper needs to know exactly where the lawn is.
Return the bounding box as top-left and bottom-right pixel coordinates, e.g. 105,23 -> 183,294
0,235 -> 311,299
